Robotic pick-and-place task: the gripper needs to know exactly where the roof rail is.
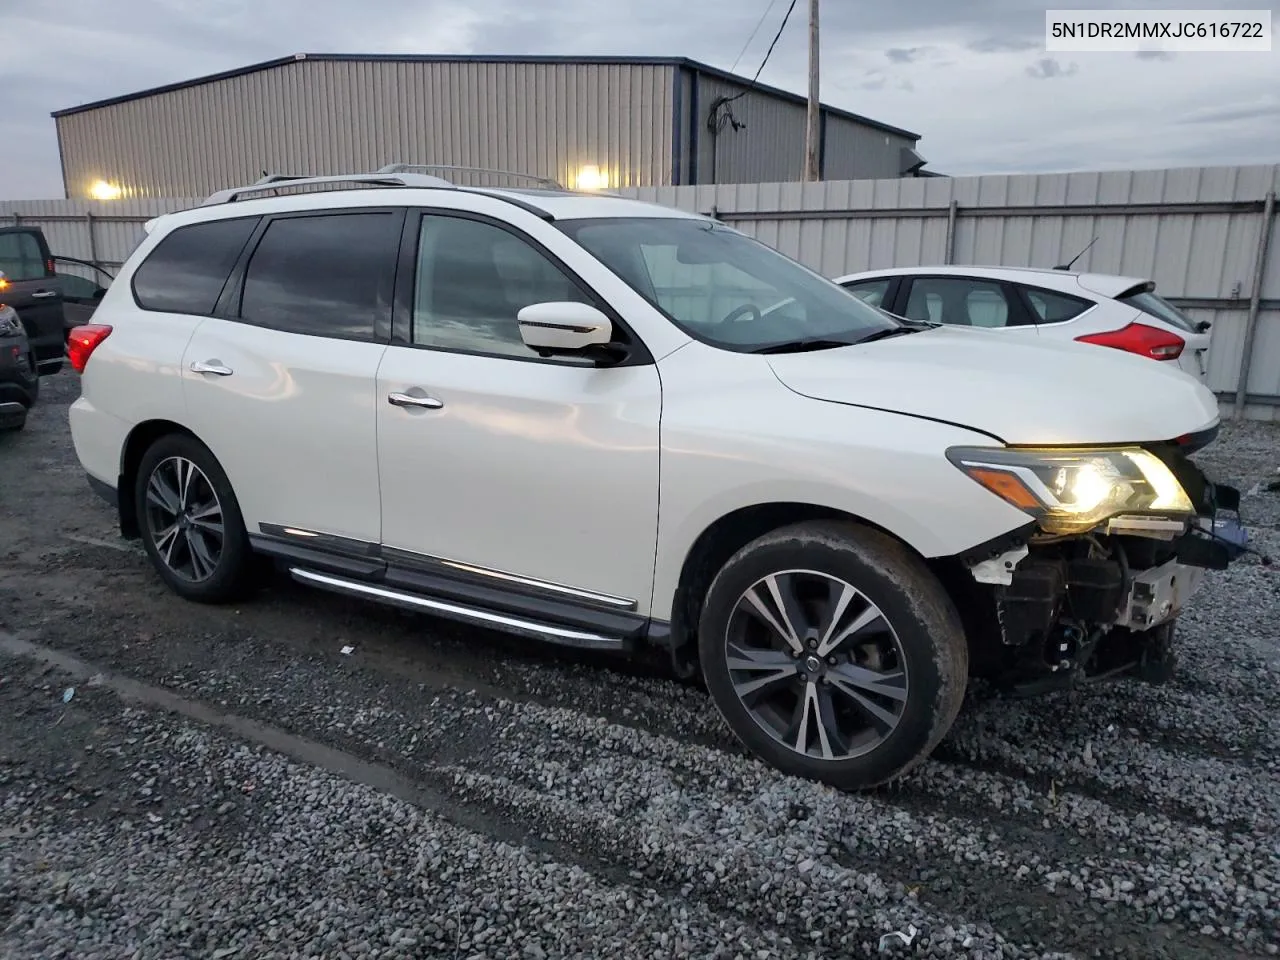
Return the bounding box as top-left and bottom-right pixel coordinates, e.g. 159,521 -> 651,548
377,163 -> 564,190
201,171 -> 454,206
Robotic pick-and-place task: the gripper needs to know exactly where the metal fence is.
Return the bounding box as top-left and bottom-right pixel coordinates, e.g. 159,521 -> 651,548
618,165 -> 1280,421
3,163 -> 1278,420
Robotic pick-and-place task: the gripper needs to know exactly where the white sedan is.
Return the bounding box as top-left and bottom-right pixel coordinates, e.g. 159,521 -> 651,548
834,265 -> 1211,383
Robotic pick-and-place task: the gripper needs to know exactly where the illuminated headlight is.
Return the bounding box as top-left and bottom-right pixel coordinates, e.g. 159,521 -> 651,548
946,446 -> 1195,535
0,306 -> 20,337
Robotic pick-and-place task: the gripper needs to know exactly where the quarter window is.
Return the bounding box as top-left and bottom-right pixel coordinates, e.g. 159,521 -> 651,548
1022,286 -> 1092,323
240,212 -> 400,340
133,218 -> 258,315
411,214 -> 595,361
840,278 -> 892,308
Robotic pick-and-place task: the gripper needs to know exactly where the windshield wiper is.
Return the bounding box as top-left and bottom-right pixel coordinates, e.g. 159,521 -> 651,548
855,326 -> 924,344
751,337 -> 862,354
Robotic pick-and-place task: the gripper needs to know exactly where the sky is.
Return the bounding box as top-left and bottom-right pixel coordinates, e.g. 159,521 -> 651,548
1,0 -> 1277,199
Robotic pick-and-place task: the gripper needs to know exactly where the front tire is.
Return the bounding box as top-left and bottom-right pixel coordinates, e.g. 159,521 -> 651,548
134,434 -> 251,603
698,521 -> 968,790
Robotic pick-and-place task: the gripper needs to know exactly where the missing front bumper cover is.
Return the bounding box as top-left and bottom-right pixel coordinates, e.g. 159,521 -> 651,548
1114,557 -> 1205,630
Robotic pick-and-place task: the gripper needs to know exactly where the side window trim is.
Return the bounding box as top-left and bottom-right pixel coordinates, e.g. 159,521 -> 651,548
215,206 -> 406,344
131,216 -> 262,317
1012,283 -> 1097,325
882,276 -> 904,314
390,207 -> 654,367
211,215 -> 272,319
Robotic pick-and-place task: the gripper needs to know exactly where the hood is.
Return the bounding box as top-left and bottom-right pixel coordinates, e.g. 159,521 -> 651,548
767,326 -> 1220,445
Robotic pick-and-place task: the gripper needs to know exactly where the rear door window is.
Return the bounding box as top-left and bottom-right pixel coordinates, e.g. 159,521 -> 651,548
133,218 -> 259,315
239,211 -> 401,341
0,230 -> 49,281
902,277 -> 1023,328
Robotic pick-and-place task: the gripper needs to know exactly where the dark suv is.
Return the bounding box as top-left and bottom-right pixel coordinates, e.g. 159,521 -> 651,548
0,226 -> 67,375
0,292 -> 38,430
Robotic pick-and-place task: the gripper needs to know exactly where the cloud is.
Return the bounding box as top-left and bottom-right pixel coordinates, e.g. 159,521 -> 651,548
967,35 -> 1039,53
885,46 -> 926,63
1177,100 -> 1280,126
1025,57 -> 1078,79
0,0 -> 1277,198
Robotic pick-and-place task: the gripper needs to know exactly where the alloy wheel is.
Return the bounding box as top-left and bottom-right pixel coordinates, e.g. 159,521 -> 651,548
724,569 -> 909,761
143,456 -> 225,583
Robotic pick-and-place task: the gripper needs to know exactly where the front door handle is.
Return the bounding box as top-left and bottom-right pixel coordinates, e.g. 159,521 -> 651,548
190,360 -> 234,376
31,290 -> 58,299
388,392 -> 443,410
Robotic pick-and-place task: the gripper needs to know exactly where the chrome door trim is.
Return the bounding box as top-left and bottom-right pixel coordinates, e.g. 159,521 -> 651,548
432,555 -> 638,610
260,523 -> 638,611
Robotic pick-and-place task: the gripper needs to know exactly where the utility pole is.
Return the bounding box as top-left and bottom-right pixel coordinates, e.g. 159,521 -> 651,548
803,0 -> 820,181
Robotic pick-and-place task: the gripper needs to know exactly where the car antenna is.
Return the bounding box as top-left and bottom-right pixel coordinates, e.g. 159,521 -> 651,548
1054,236 -> 1098,271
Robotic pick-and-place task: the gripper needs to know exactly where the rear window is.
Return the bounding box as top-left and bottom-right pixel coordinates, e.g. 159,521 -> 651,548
1118,289 -> 1199,334
132,217 -> 259,315
0,230 -> 48,282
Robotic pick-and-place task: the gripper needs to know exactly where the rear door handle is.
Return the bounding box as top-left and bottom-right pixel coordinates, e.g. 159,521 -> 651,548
388,392 -> 443,409
31,290 -> 58,299
190,360 -> 234,376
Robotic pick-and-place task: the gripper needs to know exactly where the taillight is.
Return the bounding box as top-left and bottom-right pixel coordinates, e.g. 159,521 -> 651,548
46,259 -> 55,275
1075,322 -> 1184,360
67,324 -> 113,373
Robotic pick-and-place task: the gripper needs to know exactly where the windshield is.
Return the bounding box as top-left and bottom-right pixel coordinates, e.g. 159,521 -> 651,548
1119,288 -> 1199,334
557,217 -> 896,351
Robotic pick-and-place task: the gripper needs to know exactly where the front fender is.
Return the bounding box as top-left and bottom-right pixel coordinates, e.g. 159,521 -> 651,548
650,344 -> 1030,621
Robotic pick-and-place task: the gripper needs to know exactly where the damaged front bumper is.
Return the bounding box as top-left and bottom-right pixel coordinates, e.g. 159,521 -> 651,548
953,443 -> 1248,689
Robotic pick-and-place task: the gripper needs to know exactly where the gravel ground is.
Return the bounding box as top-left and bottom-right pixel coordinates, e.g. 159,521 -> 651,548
1,371 -> 1277,959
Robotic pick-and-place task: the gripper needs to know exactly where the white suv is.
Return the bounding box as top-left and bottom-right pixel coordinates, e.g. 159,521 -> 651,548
67,168 -> 1246,790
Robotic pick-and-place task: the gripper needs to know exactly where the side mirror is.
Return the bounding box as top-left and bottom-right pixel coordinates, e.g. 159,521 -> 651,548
518,302 -> 619,359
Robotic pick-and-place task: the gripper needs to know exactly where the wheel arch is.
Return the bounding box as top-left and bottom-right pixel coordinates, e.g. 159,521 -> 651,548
117,418 -> 200,538
663,501 -> 927,674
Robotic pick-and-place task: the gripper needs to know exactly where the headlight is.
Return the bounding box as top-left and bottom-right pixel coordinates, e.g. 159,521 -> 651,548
946,446 -> 1194,535
0,306 -> 20,336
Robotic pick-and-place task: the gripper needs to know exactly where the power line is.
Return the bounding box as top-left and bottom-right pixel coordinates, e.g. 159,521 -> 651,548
714,0 -> 799,117
750,0 -> 799,85
708,0 -> 801,181
729,0 -> 779,74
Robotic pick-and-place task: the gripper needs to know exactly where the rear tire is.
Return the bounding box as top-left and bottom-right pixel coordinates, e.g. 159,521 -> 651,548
698,521 -> 968,790
134,434 -> 251,603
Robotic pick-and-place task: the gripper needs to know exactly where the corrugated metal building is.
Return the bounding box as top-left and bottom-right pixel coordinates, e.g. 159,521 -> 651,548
51,54 -> 927,200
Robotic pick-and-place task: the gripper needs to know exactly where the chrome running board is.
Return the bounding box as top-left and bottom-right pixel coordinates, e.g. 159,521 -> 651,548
288,567 -> 626,651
